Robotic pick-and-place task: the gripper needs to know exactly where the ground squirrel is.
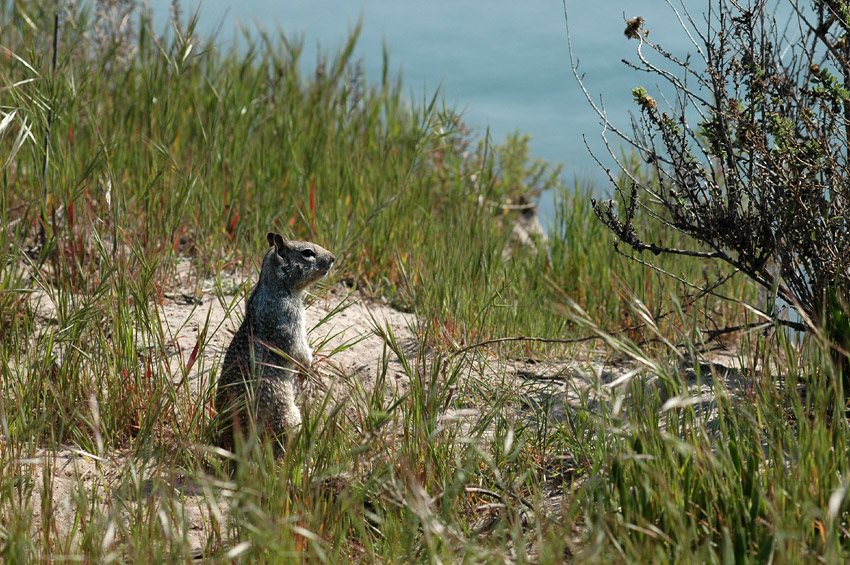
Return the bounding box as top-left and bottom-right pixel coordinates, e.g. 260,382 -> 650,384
215,232 -> 335,453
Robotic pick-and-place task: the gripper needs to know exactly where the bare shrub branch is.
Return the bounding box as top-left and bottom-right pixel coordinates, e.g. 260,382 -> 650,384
567,0 -> 850,340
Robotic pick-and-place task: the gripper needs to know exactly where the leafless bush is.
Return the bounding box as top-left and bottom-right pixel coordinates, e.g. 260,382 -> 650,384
569,0 -> 850,343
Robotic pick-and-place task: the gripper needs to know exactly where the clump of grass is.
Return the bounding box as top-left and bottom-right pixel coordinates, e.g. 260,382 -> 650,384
548,298 -> 850,561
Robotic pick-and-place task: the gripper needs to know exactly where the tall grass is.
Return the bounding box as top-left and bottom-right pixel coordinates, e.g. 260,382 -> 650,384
550,301 -> 850,562
2,0 -> 846,562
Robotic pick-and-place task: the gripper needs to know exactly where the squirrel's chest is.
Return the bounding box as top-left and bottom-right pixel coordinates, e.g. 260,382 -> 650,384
279,312 -> 311,368
251,299 -> 311,369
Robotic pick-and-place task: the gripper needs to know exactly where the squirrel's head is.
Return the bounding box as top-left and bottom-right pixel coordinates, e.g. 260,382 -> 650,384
260,232 -> 336,292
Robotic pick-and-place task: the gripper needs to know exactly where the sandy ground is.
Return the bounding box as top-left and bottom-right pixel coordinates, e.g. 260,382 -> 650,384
13,260 -> 750,555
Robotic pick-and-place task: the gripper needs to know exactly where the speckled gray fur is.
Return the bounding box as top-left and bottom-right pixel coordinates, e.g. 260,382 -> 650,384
215,232 -> 335,453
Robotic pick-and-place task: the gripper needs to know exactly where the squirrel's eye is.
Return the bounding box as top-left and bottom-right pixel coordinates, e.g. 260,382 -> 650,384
301,249 -> 316,258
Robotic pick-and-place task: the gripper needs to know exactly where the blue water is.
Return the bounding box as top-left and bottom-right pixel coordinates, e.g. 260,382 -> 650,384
148,0 -> 699,221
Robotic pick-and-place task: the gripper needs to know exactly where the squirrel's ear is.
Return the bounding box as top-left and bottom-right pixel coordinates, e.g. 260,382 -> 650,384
266,232 -> 276,248
273,233 -> 286,252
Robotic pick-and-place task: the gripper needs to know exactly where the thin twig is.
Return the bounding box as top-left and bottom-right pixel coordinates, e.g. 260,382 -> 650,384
452,335 -> 600,357
39,13 -> 59,245
701,318 -> 807,341
453,263 -> 800,359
